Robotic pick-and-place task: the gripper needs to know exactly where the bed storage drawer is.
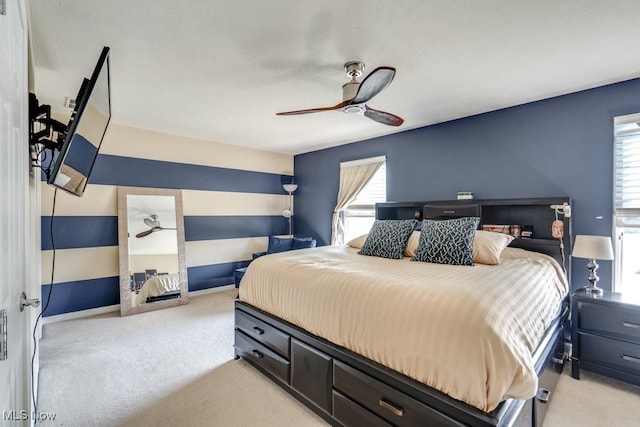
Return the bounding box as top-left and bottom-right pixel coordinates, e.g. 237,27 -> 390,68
235,330 -> 290,384
332,390 -> 392,427
333,360 -> 465,427
235,309 -> 290,358
291,339 -> 332,412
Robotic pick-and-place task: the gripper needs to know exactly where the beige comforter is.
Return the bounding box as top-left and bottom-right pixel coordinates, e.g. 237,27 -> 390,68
137,273 -> 180,305
238,246 -> 568,412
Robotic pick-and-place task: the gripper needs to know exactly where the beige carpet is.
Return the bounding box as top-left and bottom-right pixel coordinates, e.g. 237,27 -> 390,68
543,369 -> 640,426
37,288 -> 640,426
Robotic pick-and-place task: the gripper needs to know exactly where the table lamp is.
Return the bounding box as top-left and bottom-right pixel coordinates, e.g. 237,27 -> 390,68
572,235 -> 614,294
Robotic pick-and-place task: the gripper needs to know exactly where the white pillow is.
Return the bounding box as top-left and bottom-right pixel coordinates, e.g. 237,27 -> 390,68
403,231 -> 421,257
347,234 -> 368,249
472,230 -> 514,265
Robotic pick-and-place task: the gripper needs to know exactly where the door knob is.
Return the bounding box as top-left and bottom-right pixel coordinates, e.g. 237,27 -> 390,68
20,292 -> 40,311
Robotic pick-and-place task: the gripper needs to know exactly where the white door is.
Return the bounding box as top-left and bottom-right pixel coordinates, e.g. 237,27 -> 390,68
0,0 -> 38,425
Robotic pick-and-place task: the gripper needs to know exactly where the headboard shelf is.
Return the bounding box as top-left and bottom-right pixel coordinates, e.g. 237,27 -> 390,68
376,201 -> 430,222
376,197 -> 572,276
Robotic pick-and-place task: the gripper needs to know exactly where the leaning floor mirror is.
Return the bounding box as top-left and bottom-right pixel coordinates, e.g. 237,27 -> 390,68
118,186 -> 189,316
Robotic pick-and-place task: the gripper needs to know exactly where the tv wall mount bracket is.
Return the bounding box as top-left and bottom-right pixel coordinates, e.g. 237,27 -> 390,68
29,93 -> 67,152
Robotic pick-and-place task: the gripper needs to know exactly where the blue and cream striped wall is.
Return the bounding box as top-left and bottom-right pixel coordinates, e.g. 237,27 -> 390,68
41,124 -> 293,317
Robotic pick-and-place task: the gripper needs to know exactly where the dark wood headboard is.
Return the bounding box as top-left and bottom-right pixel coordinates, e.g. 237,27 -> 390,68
376,197 -> 572,277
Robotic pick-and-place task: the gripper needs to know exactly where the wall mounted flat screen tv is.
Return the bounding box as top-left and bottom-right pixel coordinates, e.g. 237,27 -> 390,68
48,46 -> 111,197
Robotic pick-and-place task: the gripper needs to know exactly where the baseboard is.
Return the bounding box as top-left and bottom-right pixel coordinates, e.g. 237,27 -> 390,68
41,284 -> 235,324
41,304 -> 120,324
189,284 -> 235,296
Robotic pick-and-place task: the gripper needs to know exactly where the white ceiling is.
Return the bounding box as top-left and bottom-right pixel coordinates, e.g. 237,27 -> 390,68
28,1 -> 640,155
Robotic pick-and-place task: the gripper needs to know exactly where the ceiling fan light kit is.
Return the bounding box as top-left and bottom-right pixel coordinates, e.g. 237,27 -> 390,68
276,61 -> 404,127
144,214 -> 160,228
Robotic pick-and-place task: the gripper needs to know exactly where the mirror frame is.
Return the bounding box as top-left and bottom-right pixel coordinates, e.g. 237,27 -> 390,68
117,186 -> 189,316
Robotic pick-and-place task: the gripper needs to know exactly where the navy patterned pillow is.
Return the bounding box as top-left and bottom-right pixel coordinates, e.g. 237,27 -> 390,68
411,217 -> 480,266
358,220 -> 417,259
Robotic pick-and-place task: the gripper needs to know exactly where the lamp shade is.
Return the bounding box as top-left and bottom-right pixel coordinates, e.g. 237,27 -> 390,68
282,183 -> 298,193
572,235 -> 614,260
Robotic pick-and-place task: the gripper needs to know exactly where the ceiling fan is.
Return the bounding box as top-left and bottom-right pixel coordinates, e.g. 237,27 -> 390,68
135,215 -> 176,238
276,61 -> 404,127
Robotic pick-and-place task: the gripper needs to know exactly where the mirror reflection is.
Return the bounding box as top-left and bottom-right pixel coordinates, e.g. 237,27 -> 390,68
118,187 -> 188,316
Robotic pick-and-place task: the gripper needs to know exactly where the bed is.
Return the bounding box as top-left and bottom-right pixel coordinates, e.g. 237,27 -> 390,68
234,197 -> 572,427
135,273 -> 181,305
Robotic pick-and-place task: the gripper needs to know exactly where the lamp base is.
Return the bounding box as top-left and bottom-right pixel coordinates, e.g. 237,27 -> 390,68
584,285 -> 604,294
584,258 -> 603,294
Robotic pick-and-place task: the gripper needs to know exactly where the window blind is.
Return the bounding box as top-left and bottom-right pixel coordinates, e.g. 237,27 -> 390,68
614,114 -> 640,219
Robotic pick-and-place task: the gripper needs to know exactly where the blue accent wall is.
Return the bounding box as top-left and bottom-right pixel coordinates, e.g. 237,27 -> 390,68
294,78 -> 640,292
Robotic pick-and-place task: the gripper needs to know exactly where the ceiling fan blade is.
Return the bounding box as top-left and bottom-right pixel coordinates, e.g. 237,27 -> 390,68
276,101 -> 349,116
363,106 -> 404,127
351,67 -> 396,105
135,229 -> 154,238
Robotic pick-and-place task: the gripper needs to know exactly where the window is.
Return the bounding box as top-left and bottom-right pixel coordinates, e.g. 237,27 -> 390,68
614,113 -> 640,294
343,162 -> 386,243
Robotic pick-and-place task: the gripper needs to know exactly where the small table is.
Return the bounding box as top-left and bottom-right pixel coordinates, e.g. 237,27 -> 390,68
571,288 -> 640,386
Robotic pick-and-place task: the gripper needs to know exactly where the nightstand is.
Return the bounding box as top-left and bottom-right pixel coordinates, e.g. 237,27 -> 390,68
571,289 -> 640,386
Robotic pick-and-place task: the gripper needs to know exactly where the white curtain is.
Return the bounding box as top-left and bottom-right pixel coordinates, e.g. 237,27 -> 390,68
331,158 -> 384,245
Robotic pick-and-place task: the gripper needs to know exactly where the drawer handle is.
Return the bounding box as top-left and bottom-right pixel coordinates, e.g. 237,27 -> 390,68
251,350 -> 264,359
379,398 -> 404,417
253,327 -> 264,335
443,210 -> 456,214
536,388 -> 550,404
621,354 -> 640,364
621,321 -> 640,329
